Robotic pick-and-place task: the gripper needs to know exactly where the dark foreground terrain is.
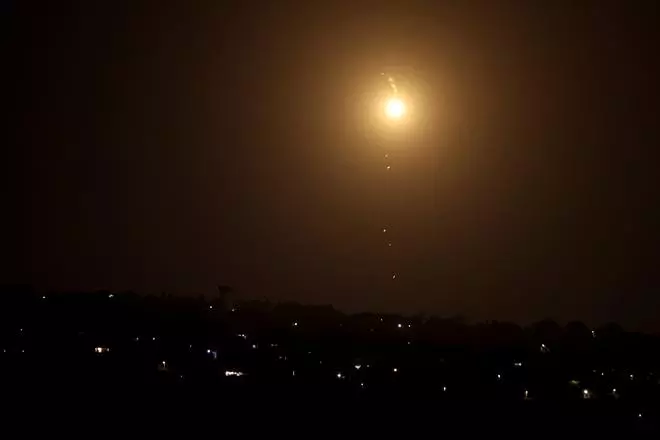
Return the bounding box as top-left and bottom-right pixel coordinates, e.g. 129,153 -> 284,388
1,287 -> 658,435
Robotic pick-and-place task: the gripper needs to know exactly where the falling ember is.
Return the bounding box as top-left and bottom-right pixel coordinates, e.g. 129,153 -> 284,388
392,274 -> 397,280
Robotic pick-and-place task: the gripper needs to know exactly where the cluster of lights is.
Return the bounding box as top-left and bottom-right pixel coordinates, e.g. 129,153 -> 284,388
26,301 -> 658,406
206,349 -> 218,360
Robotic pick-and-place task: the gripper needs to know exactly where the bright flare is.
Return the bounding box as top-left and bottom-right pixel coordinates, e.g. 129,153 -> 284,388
384,98 -> 405,119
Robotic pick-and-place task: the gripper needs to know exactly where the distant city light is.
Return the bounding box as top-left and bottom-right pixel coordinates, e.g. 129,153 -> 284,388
397,323 -> 402,329
237,334 -> 247,339
360,382 -> 365,388
108,294 -> 114,299
524,390 -> 529,399
513,362 -> 523,367
207,349 -> 218,360
497,374 -> 501,380
42,296 -> 46,299
152,337 -> 156,341
354,364 -> 362,370
582,389 -> 591,399
225,370 -> 244,377
94,346 -> 110,354
252,344 -> 257,349
407,324 -> 411,328
393,368 -> 398,373
591,330 -> 596,338
630,374 -> 634,380
638,413 -> 643,419
443,386 -> 447,392
336,373 -> 344,379
292,370 -> 296,377
292,321 -> 299,327
209,305 -> 213,309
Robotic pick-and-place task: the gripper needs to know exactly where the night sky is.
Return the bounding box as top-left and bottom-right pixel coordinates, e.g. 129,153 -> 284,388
6,1 -> 660,330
